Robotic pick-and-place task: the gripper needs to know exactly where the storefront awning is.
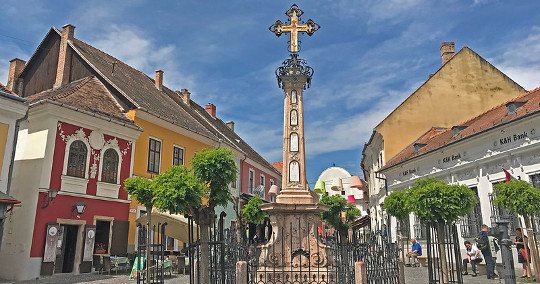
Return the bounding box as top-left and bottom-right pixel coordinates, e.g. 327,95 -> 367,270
136,210 -> 193,243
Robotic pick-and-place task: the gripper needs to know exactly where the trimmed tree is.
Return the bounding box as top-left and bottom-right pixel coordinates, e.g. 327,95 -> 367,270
190,148 -> 237,284
494,179 -> 540,280
124,176 -> 154,279
408,178 -> 477,284
320,192 -> 361,241
242,195 -> 268,242
384,190 -> 412,261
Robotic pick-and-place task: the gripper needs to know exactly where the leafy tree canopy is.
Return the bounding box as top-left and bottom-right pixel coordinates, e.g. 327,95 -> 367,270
241,195 -> 267,225
384,190 -> 411,220
320,193 -> 361,233
191,148 -> 237,208
152,165 -> 206,215
408,177 -> 477,223
494,179 -> 540,216
124,176 -> 154,208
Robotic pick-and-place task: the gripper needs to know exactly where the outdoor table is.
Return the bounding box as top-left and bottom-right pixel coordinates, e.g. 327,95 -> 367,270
110,256 -> 130,273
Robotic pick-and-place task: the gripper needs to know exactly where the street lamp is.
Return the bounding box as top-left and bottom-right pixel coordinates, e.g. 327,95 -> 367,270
41,188 -> 59,208
73,201 -> 86,215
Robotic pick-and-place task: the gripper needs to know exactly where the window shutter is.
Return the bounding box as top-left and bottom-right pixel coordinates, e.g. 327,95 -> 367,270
41,223 -> 60,276
109,220 -> 129,256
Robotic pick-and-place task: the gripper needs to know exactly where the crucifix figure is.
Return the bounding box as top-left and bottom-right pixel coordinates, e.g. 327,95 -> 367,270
269,4 -> 320,53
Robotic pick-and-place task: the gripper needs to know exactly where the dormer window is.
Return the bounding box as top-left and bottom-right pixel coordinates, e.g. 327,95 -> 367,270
451,126 -> 467,137
413,143 -> 427,152
506,101 -> 525,114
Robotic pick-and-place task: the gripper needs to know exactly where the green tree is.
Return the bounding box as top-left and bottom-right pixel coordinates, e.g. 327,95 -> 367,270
124,176 -> 154,278
319,193 -> 361,240
494,179 -> 540,280
408,177 -> 477,283
242,195 -> 268,242
384,190 -> 411,221
189,148 -> 237,283
242,195 -> 267,225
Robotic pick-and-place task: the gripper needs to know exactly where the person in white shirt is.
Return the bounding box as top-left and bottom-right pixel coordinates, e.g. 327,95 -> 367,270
462,240 -> 483,276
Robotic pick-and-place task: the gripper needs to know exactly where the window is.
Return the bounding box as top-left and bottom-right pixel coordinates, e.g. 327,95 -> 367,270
173,146 -> 184,166
148,138 -> 161,173
101,149 -> 119,183
94,220 -> 111,254
531,174 -> 540,189
249,170 -> 254,193
459,187 -> 482,238
260,175 -> 265,188
67,140 -> 87,178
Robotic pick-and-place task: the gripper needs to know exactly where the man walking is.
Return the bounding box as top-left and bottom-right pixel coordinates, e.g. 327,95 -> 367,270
477,224 -> 498,280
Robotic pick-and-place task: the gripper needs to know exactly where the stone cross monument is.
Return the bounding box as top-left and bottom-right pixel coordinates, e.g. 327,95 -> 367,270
252,5 -> 332,280
269,4 -> 319,204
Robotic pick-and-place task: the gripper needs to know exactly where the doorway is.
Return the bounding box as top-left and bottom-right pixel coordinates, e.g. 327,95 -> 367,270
54,225 -> 79,273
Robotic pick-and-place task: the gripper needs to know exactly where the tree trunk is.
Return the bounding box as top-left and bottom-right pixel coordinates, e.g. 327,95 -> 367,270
146,206 -> 152,283
524,215 -> 540,280
436,222 -> 450,284
197,208 -> 213,284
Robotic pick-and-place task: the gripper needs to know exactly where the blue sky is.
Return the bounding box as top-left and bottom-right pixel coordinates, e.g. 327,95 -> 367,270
1,1 -> 539,188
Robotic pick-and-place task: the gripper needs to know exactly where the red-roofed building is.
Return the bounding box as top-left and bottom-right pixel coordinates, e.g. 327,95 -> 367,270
361,42 -> 527,233
378,88 -> 540,257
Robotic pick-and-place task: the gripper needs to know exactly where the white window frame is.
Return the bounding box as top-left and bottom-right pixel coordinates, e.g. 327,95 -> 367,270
249,169 -> 254,194
172,145 -> 185,166
147,137 -> 162,174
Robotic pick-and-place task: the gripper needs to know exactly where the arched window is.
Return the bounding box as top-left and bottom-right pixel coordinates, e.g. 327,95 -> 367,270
290,132 -> 299,152
289,161 -> 300,182
67,140 -> 87,178
291,90 -> 297,104
290,110 -> 298,126
101,149 -> 119,184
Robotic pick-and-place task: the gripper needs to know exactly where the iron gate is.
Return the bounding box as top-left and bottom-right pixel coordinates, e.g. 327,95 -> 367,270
136,222 -> 167,284
188,216 -> 402,284
426,223 -> 463,284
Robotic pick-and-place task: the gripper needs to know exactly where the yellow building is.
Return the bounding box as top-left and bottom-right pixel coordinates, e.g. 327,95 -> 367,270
361,42 -> 526,227
0,82 -> 28,249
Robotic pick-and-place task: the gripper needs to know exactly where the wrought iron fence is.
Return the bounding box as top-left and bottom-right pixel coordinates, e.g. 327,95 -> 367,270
489,193 -> 521,236
426,223 -> 463,284
136,223 -> 167,284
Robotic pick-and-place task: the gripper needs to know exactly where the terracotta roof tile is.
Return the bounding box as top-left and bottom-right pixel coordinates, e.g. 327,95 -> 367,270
26,76 -> 136,126
272,162 -> 283,173
382,88 -> 540,170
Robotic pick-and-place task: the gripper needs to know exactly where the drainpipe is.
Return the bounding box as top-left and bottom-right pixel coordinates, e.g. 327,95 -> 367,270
6,112 -> 27,196
0,110 -> 28,251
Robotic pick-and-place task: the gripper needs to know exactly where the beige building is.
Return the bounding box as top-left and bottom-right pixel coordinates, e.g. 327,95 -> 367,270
361,42 -> 526,227
0,82 -> 27,250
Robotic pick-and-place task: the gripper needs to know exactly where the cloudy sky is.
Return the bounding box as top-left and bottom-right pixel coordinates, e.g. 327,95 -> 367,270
1,0 -> 539,187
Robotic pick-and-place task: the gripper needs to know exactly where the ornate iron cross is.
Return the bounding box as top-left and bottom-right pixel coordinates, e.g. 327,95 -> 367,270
270,4 -> 320,53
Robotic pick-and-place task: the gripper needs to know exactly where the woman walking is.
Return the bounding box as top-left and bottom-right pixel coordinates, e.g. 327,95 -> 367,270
514,228 -> 531,278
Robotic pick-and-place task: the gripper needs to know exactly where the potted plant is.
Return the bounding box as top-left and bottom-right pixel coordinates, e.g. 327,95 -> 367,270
95,243 -> 107,254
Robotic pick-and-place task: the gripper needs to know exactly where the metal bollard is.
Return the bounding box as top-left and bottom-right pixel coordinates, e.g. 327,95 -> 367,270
495,221 -> 516,284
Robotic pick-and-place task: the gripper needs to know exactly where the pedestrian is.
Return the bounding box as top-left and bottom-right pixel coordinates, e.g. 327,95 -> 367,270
514,228 -> 531,278
405,238 -> 422,267
462,240 -> 482,276
477,224 -> 498,280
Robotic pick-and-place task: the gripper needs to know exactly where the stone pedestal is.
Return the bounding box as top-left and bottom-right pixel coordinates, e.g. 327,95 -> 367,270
256,200 -> 331,280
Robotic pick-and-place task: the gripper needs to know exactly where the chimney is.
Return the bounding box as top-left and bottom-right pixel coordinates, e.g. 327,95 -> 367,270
54,24 -> 76,88
6,58 -> 26,93
205,103 -> 216,118
226,121 -> 235,132
155,70 -> 163,91
180,89 -> 190,105
440,42 -> 455,65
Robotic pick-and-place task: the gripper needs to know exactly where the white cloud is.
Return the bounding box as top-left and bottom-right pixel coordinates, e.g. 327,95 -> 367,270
91,25 -> 196,91
497,26 -> 540,90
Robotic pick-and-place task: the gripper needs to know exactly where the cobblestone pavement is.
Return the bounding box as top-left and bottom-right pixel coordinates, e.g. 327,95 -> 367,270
404,266 -> 535,283
0,273 -> 189,284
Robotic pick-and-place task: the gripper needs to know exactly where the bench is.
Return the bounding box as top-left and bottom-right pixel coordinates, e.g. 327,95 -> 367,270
417,256 -> 428,267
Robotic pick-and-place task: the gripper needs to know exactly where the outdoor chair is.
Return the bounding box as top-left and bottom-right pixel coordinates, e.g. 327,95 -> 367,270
93,255 -> 103,274
102,256 -> 120,275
